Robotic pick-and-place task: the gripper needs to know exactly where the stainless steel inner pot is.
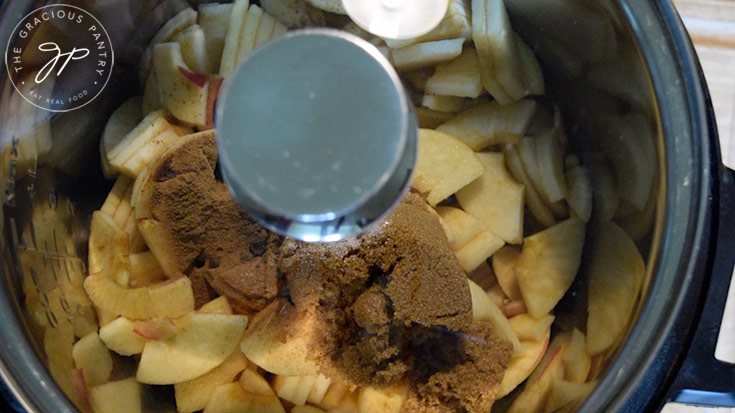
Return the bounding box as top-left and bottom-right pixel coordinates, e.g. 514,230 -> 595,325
0,0 -> 732,412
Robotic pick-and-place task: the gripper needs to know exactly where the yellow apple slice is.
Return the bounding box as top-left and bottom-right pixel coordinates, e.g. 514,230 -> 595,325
137,313 -> 248,385
491,245 -> 522,300
436,206 -> 485,249
239,369 -> 275,396
468,279 -> 521,354
566,166 -> 592,222
456,152 -> 525,244
116,129 -> 181,177
391,38 -> 465,71
515,218 -> 585,318
545,380 -> 597,412
535,130 -> 568,203
357,383 -> 409,413
422,95 -> 465,113
307,374 -> 332,405
412,129 -> 484,206
84,275 -> 195,320
89,377 -> 142,413
106,110 -> 174,170
236,4 -> 264,63
88,211 -> 127,276
139,8 -> 198,82
454,230 -> 504,272
497,331 -> 550,398
128,251 -> 166,287
153,42 -> 209,128
175,25 -> 210,74
563,329 -> 592,384
142,73 -> 162,115
72,332 -> 113,386
507,334 -> 567,413
320,382 -> 356,410
272,375 -> 317,406
174,349 -> 248,413
219,0 -> 250,77
100,175 -> 132,218
204,382 -> 285,413
504,143 -> 557,227
425,46 -> 483,98
240,301 -> 320,376
199,296 -> 233,315
587,221 -> 645,355
254,11 -> 277,47
384,0 -> 470,49
437,100 -> 536,151
199,3 -> 234,73
508,313 -> 555,342
416,107 -> 454,129
100,97 -> 143,178
99,317 -> 147,356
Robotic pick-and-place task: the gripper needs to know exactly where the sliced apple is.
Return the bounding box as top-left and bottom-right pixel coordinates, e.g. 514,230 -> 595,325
254,11 -> 277,47
588,162 -> 619,222
219,0 -> 250,77
454,229 -> 504,272
436,206 -> 485,249
587,221 -> 645,355
535,130 -> 568,203
391,38 -> 465,71
175,25 -> 210,74
545,380 -> 597,412
153,42 -> 210,128
566,165 -> 592,222
239,369 -> 275,396
199,296 -> 233,314
502,300 -> 527,318
385,0 -> 470,49
515,218 -> 585,318
292,406 -> 326,413
415,107 -> 455,129
133,317 -> 177,341
100,97 -> 143,178
272,374 -> 318,406
507,334 -> 567,413
456,152 -> 525,244
504,143 -> 556,227
307,374 -> 332,405
174,349 -> 249,413
72,332 -> 113,386
128,251 -> 166,287
412,129 -> 484,206
497,331 -> 550,398
100,174 -> 132,218
563,328 -> 592,384
84,274 -> 195,320
139,8 -> 198,82
357,383 -> 409,413
508,313 -> 555,342
515,33 -> 545,96
320,382 -> 355,410
329,390 -> 359,413
236,4 -> 264,63
468,279 -> 521,354
137,312 -> 248,384
240,300 -> 320,376
199,3 -> 234,73
437,100 -> 536,151
88,211 -> 127,277
117,129 -> 182,177
89,377 -> 142,413
425,46 -> 483,98
99,317 -> 147,356
492,245 -> 522,300
142,73 -> 162,115
204,382 -> 285,413
422,95 -> 465,113
106,110 -> 182,174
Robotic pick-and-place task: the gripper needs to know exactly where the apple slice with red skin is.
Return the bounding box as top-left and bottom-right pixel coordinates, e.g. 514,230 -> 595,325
206,75 -> 224,129
178,66 -> 208,88
507,334 -> 567,412
71,368 -> 89,410
502,300 -> 526,318
133,317 -> 177,341
497,331 -> 550,398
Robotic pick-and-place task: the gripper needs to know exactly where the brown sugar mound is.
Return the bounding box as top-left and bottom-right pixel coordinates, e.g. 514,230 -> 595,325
279,193 -> 474,387
134,130 -> 281,313
402,321 -> 513,413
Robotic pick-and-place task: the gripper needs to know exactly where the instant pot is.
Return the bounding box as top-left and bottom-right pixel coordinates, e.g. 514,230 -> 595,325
0,0 -> 733,412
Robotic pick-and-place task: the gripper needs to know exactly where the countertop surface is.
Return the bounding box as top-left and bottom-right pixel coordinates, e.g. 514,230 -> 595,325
667,0 -> 735,411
